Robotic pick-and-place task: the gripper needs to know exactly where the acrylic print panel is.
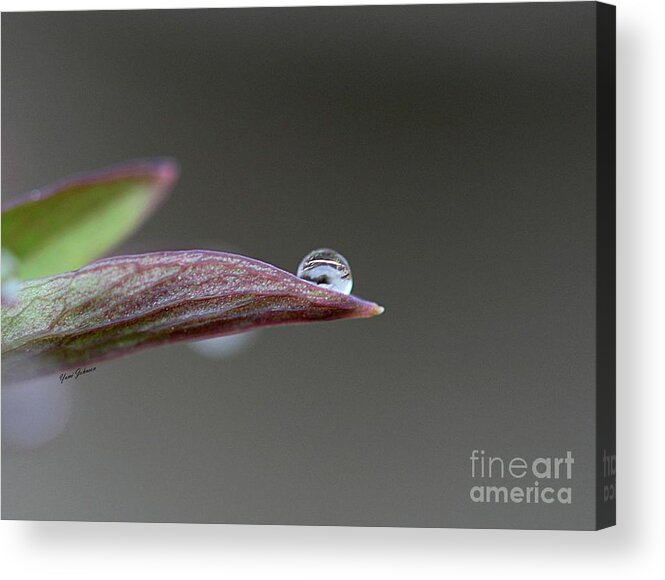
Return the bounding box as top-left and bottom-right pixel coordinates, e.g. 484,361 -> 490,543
1,2 -> 615,529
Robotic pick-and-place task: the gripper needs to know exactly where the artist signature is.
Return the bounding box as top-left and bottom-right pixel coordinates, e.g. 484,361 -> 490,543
59,366 -> 97,384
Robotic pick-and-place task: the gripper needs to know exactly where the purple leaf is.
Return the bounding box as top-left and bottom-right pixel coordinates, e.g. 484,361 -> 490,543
1,250 -> 383,381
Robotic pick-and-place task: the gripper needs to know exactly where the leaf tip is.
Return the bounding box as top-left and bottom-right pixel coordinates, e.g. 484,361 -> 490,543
350,298 -> 385,319
143,157 -> 180,188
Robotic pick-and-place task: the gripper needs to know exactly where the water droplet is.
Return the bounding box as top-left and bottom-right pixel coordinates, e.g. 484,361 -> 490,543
297,248 -> 353,295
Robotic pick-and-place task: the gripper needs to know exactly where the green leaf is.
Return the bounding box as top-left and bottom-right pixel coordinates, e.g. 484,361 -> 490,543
1,159 -> 178,280
1,250 -> 383,381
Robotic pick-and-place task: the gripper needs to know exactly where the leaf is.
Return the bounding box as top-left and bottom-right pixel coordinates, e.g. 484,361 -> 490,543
1,159 -> 178,280
1,250 -> 383,381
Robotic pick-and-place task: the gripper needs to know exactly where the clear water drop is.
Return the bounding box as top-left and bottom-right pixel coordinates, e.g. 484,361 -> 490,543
297,248 -> 353,295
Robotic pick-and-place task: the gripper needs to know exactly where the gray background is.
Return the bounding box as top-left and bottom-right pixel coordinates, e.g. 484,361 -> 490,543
2,3 -> 597,528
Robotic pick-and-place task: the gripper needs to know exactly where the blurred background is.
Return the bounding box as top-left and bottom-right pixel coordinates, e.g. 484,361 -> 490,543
2,4 -> 597,528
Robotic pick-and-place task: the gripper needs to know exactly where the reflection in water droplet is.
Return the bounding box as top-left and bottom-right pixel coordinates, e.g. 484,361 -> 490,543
188,330 -> 260,359
2,378 -> 73,451
296,248 -> 353,295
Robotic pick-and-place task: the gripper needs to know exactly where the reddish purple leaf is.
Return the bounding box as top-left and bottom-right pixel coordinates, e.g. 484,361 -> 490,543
1,250 -> 384,381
